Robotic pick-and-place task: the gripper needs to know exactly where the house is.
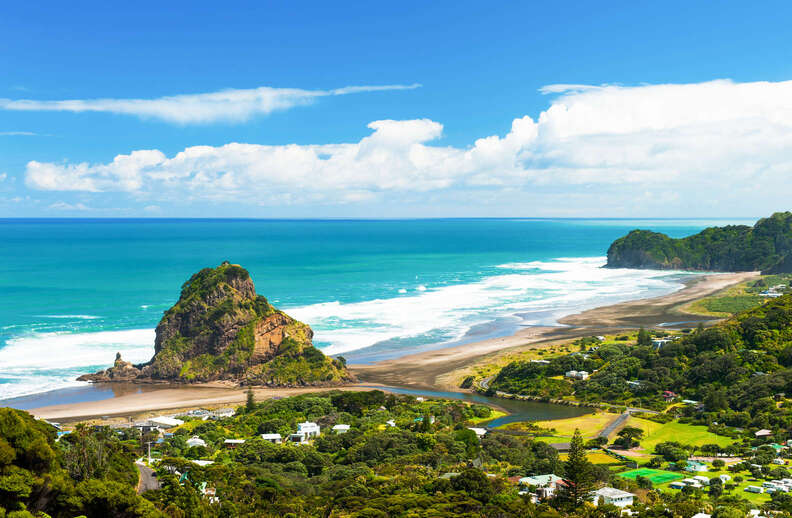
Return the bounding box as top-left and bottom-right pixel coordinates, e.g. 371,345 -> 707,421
719,474 -> 731,483
530,359 -> 551,365
148,416 -> 185,429
260,433 -> 282,444
692,476 -> 710,485
691,514 -> 711,518
297,421 -> 321,438
565,370 -> 589,380
591,487 -> 635,507
386,419 -> 396,427
519,474 -> 563,499
191,460 -> 215,467
669,481 -> 686,489
662,390 -> 678,401
596,336 -> 606,341
210,408 -> 235,419
625,380 -> 642,388
186,436 -> 206,448
223,439 -> 245,449
332,424 -> 350,434
755,429 -> 773,438
773,458 -> 786,465
744,485 -> 764,493
468,427 -> 487,439
652,338 -> 673,349
685,461 -> 708,472
681,399 -> 700,406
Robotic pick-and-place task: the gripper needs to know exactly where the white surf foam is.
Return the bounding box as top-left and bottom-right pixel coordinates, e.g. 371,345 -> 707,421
34,314 -> 102,320
0,329 -> 155,399
287,257 -> 699,356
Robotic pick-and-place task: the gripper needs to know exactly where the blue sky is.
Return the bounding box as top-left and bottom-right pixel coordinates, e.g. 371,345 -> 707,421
2,1 -> 792,217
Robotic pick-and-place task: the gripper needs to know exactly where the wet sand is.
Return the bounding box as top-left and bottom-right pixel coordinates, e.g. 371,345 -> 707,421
27,271 -> 756,422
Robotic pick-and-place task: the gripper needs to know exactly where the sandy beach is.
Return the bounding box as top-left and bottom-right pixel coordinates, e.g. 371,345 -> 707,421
27,271 -> 756,422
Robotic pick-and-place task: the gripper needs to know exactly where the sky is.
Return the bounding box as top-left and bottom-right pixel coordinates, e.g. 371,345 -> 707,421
2,1 -> 792,218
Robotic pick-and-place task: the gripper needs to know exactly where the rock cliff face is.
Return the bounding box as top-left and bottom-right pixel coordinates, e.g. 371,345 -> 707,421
606,211 -> 792,273
79,262 -> 352,386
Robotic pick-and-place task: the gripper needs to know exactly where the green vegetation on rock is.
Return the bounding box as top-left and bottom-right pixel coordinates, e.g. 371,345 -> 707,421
606,211 -> 792,273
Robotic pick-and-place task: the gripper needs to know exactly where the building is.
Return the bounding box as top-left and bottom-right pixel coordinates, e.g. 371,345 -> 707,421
468,427 -> 487,439
662,390 -> 678,401
223,439 -> 245,449
591,487 -> 635,508
686,460 -> 708,472
530,359 -> 550,365
755,429 -> 773,438
519,474 -> 563,499
332,424 -> 350,434
289,422 -> 321,444
260,433 -> 282,444
386,419 -> 396,427
692,476 -> 710,485
691,514 -> 711,518
565,370 -> 589,380
186,436 -> 206,448
652,338 -> 673,349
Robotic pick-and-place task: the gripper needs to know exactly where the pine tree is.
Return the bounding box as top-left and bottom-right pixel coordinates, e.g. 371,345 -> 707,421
557,429 -> 595,508
245,387 -> 255,412
636,327 -> 652,346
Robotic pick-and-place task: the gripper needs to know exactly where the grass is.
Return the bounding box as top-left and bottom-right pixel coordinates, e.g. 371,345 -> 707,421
619,468 -> 683,484
532,412 -> 619,438
681,274 -> 790,317
468,409 -> 507,424
627,418 -> 734,452
560,451 -> 623,465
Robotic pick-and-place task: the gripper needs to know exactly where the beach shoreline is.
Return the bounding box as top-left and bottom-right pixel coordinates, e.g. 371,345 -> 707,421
24,271 -> 757,422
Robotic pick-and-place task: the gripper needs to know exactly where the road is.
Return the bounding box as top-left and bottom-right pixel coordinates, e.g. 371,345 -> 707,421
597,411 -> 631,438
136,462 -> 160,494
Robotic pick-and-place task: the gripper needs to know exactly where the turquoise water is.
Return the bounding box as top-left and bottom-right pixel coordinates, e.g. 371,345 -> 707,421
0,218 -> 754,400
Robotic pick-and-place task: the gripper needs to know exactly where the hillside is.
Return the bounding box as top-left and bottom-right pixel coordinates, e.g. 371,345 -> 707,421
606,211 -> 792,273
80,262 -> 351,386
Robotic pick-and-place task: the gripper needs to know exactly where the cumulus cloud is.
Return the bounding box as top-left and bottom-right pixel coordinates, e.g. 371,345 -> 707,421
0,84 -> 421,124
23,79 -> 792,212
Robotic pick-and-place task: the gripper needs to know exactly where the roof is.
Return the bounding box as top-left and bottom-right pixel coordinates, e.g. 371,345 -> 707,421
593,487 -> 635,498
224,439 -> 245,444
260,433 -> 282,440
149,416 -> 185,427
468,427 -> 487,436
332,424 -> 350,430
756,429 -> 773,436
519,474 -> 562,486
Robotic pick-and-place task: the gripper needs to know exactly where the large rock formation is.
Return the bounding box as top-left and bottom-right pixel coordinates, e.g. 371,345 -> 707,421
80,262 -> 352,386
606,211 -> 792,273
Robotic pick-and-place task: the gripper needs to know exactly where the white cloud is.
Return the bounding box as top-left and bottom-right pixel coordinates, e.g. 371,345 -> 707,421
0,84 -> 421,124
23,79 -> 792,213
0,131 -> 38,136
0,173 -> 6,182
48,201 -> 90,211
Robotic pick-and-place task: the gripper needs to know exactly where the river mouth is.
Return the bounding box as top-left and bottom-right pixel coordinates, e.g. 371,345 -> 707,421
357,385 -> 591,428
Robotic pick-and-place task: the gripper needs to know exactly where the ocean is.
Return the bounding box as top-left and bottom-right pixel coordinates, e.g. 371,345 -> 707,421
0,218 -> 755,401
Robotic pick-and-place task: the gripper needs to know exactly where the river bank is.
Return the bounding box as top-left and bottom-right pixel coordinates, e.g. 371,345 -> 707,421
20,271 -> 754,423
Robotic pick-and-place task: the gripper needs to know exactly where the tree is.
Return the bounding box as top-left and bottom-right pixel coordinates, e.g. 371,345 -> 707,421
557,429 -> 594,508
246,387 -> 255,412
637,327 -> 652,346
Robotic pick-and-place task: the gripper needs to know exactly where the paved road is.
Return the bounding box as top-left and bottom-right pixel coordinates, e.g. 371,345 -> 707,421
136,462 -> 160,494
597,411 -> 631,438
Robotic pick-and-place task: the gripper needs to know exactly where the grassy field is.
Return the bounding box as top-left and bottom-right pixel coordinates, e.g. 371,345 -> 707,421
681,274 -> 790,317
532,412 -> 619,439
469,409 -> 508,424
560,451 -> 623,465
628,418 -> 734,452
619,468 -> 683,484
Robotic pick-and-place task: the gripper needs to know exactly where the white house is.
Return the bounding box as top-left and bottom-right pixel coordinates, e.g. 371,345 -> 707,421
332,424 -> 350,434
691,513 -> 711,518
519,474 -> 563,500
289,422 -> 321,443
692,476 -> 710,485
223,439 -> 245,448
565,370 -> 589,380
468,427 -> 488,439
186,436 -> 206,448
755,429 -> 773,438
386,419 -> 396,427
260,433 -> 282,444
591,487 -> 635,508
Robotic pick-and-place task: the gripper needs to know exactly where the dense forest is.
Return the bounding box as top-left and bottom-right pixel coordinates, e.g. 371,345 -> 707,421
491,292 -> 792,425
606,211 -> 792,272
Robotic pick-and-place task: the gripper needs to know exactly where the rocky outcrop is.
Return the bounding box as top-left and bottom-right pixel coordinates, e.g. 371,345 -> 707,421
78,352 -> 142,382
80,262 -> 352,386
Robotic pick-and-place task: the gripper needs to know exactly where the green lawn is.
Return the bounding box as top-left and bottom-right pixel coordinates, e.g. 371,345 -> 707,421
628,418 -> 734,452
532,412 -> 619,438
619,468 -> 683,484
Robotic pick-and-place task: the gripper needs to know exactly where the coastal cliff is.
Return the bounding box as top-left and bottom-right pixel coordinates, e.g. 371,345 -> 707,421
80,262 -> 352,386
606,211 -> 792,273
